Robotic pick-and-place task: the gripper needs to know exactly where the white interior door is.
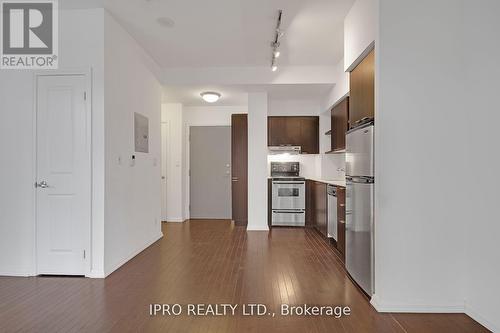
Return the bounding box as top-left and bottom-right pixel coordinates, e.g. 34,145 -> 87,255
161,122 -> 168,221
36,74 -> 90,275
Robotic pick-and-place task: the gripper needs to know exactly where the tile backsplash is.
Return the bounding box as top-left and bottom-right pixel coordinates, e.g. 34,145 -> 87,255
320,153 -> 346,180
267,153 -> 346,181
267,154 -> 320,179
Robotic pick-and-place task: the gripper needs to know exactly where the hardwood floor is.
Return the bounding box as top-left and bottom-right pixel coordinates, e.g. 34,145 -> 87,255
0,220 -> 488,332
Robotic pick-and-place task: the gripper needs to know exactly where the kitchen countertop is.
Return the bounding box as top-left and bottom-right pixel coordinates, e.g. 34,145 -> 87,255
307,178 -> 346,187
267,177 -> 346,187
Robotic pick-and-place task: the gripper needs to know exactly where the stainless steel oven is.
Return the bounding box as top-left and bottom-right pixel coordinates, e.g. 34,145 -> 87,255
270,162 -> 306,226
271,209 -> 305,226
272,180 -> 305,210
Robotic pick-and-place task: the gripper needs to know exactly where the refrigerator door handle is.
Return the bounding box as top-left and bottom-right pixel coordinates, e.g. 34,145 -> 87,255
346,176 -> 374,184
354,117 -> 371,126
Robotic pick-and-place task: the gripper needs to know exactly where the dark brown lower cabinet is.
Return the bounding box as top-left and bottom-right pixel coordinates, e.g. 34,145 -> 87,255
313,182 -> 328,237
305,180 -> 314,227
231,114 -> 248,226
336,186 -> 346,262
306,180 -> 346,263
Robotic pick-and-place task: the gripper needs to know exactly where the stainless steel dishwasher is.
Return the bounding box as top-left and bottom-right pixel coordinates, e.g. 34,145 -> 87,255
327,185 -> 337,240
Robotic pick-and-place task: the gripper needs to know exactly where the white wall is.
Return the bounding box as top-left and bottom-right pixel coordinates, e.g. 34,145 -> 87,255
374,0 -> 467,313
344,0 -> 377,71
462,1 -> 500,331
247,93 -> 269,230
160,66 -> 338,85
182,106 -> 248,219
319,59 -> 349,181
0,8 -> 106,276
183,106 -> 248,126
322,58 -> 350,112
162,103 -> 185,222
375,3 -> 500,330
268,98 -> 321,116
103,11 -> 163,276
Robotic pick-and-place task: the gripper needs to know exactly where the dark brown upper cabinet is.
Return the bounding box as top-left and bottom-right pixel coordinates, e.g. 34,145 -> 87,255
268,116 -> 319,154
349,49 -> 375,129
268,117 -> 287,146
331,97 -> 349,152
299,117 -> 319,154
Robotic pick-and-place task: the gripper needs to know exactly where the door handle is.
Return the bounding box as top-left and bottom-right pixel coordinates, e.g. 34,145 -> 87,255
231,177 -> 239,182
35,181 -> 49,188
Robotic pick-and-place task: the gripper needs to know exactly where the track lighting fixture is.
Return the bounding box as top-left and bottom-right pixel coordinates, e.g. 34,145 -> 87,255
271,10 -> 283,72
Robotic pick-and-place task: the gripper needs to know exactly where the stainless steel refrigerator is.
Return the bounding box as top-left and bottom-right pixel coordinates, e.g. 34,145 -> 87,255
345,122 -> 374,296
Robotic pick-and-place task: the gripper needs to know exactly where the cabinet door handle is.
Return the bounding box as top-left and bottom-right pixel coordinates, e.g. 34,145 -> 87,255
339,204 -> 345,207
338,220 -> 345,224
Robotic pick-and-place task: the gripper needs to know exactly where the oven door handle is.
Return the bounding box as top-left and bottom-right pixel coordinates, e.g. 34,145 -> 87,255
272,182 -> 305,185
272,210 -> 305,214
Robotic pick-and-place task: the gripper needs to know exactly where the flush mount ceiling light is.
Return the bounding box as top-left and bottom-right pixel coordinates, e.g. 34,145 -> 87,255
270,10 -> 283,72
200,92 -> 221,103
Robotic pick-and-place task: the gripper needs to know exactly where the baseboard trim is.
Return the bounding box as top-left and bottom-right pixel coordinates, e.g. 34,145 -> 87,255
370,295 -> 465,313
371,297 -> 496,331
103,232 -> 164,278
247,226 -> 270,231
466,305 -> 499,333
87,269 -> 105,278
0,270 -> 33,277
164,218 -> 185,223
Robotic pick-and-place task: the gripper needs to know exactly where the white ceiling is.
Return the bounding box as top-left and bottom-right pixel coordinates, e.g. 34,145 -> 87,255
103,0 -> 354,68
163,84 -> 334,106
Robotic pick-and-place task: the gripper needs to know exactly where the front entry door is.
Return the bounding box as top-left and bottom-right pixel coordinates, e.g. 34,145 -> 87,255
36,75 -> 90,275
190,126 -> 232,219
231,114 -> 248,226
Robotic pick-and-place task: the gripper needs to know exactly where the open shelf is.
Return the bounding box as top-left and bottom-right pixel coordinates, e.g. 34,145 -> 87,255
325,149 -> 346,154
